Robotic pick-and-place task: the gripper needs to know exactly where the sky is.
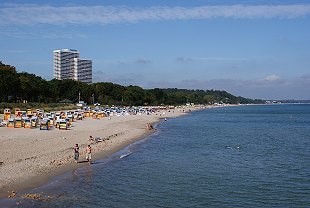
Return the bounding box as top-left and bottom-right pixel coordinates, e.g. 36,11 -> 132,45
1,0 -> 310,100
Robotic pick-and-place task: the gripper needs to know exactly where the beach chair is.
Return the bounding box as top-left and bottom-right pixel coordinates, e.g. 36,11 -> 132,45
40,118 -> 49,130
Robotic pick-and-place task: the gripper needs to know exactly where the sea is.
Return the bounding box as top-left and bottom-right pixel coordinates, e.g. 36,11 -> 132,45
1,104 -> 309,208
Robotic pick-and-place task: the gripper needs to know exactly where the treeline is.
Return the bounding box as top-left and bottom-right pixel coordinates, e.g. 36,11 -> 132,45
0,61 -> 263,106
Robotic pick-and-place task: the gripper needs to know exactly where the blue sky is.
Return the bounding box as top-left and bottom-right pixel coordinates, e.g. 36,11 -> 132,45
1,0 -> 310,100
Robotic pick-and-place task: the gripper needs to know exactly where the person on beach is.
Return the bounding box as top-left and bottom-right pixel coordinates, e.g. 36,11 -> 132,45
86,145 -> 92,164
74,144 -> 79,163
146,122 -> 154,130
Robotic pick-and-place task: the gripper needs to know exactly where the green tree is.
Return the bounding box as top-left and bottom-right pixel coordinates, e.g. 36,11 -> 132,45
123,85 -> 144,106
203,95 -> 216,104
57,79 -> 80,101
47,79 -> 62,102
77,81 -> 93,104
92,83 -> 107,104
18,72 -> 48,102
148,88 -> 167,105
0,62 -> 264,105
0,62 -> 20,102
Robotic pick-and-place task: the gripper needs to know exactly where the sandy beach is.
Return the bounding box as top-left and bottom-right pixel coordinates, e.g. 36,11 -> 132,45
0,107 -> 198,198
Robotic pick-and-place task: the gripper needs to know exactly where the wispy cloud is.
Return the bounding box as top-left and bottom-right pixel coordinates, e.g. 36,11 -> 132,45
135,59 -> 151,64
0,49 -> 28,54
93,70 -> 144,85
94,58 -> 151,65
176,57 -> 246,62
1,4 -> 310,25
41,32 -> 87,39
176,57 -> 195,62
298,74 -> 310,85
0,28 -> 87,39
258,74 -> 286,85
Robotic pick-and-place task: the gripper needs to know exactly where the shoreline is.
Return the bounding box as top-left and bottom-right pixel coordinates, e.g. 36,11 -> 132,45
0,107 -> 204,199
2,126 -> 156,200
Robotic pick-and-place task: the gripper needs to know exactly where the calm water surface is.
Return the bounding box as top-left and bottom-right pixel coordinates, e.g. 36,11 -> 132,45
1,104 -> 310,207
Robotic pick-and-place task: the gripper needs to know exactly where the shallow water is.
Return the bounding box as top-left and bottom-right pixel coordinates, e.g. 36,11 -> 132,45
1,104 -> 310,207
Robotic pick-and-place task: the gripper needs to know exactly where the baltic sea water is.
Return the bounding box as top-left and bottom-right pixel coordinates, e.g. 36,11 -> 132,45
1,104 -> 310,207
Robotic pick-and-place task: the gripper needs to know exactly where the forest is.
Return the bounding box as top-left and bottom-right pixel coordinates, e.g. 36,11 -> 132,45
0,61 -> 264,106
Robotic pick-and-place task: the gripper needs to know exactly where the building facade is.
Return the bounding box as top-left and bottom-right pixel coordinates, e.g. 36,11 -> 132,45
53,49 -> 92,84
73,58 -> 92,84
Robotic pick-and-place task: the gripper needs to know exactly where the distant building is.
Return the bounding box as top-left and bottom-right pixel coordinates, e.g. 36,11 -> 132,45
53,49 -> 92,84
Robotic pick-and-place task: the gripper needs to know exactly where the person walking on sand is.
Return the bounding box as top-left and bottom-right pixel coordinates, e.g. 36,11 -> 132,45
86,145 -> 92,164
74,144 -> 79,163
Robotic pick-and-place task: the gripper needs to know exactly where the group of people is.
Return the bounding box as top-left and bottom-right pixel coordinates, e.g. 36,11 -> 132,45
73,143 -> 92,164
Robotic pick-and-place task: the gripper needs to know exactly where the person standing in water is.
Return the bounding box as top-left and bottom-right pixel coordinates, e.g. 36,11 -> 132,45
74,144 -> 79,163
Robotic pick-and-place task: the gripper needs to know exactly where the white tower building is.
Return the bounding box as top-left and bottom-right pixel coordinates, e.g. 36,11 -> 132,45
53,49 -> 92,84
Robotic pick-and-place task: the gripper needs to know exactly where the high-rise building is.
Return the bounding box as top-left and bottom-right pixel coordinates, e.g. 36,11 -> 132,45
53,49 -> 92,84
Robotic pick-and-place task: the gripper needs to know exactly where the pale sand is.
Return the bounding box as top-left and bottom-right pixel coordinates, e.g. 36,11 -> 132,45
0,108 -> 197,198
